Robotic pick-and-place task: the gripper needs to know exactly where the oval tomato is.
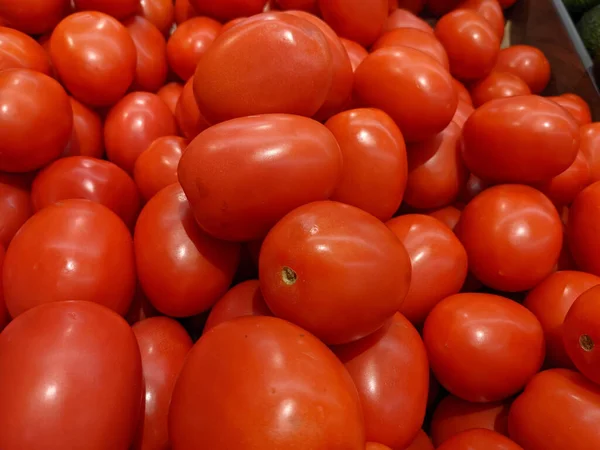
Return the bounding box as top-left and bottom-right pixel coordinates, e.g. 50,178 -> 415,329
318,0 -> 388,47
372,28 -> 449,70
64,97 -> 104,159
125,16 -> 168,92
140,0 -> 175,35
0,0 -> 69,34
0,173 -> 33,248
175,76 -> 210,140
453,78 -> 473,105
437,429 -> 523,450
366,443 -> 392,450
276,0 -> 319,12
535,150 -> 591,207
383,9 -> 434,34
340,37 -> 368,71
0,245 -> 7,331
568,181 -> 600,275
189,0 -> 266,21
580,123 -> 600,183
175,0 -> 198,24
157,82 -> 184,114
428,205 -> 461,230
547,93 -> 592,126
458,0 -> 504,39
494,45 -> 551,94
0,27 -> 51,75
73,0 -> 138,19
469,72 -> 531,107
452,100 -> 475,128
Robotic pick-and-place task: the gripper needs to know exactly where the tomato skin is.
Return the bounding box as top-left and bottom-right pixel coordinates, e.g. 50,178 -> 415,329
431,395 -> 510,446
64,97 -> 104,159
189,0 -> 265,21
126,288 -> 160,326
0,174 -> 33,248
178,114 -> 342,241
0,245 -> 7,331
157,82 -> 183,115
508,369 -> 600,450
140,0 -> 175,35
461,96 -> 579,184
580,123 -> 600,183
403,430 -> 434,450
170,316 -> 365,449
458,0 -> 504,39
437,429 -> 523,450
132,317 -> 192,450
73,0 -> 138,19
105,92 -> 178,174
334,313 -> 429,449
494,45 -> 550,94
125,16 -> 168,93
372,28 -> 449,70
451,100 -> 474,128
383,9 -> 434,34
174,0 -> 198,23
354,47 -> 458,142
536,150 -> 591,207
276,0 -> 318,12
424,293 -> 545,402
0,0 -> 69,34
453,78 -> 472,105
366,443 -> 392,450
428,205 -> 461,230
547,93 -> 592,126
387,214 -> 468,326
469,72 -> 531,107
175,76 -> 210,140
340,38 -> 368,71
435,9 -> 500,81
0,27 -> 51,75
568,182 -> 600,275
318,0 -> 388,47
259,201 -> 411,345
325,108 -> 408,221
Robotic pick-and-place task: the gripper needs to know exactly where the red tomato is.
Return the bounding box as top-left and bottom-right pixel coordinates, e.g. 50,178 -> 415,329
125,16 -> 168,92
0,69 -> 72,173
126,287 -> 160,325
428,205 -> 461,230
3,200 -> 136,318
73,0 -> 138,19
340,38 -> 368,72
580,123 -> 600,183
366,443 -> 392,450
0,0 -> 69,34
372,28 -> 449,70
0,245 -> 7,331
31,156 -> 141,229
0,301 -> 142,450
461,96 -> 579,184
453,78 -> 473,105
204,280 -> 272,333
437,429 -> 523,450
494,45 -> 550,94
427,0 -> 461,16
536,150 -> 591,207
175,76 -> 210,139
276,0 -> 318,12
170,316 -> 365,449
383,9 -> 434,34
457,185 -> 562,291
508,369 -> 600,449
64,97 -> 104,159
435,9 -> 499,81
132,317 -> 192,450
318,0 -> 388,47
0,27 -> 51,75
174,0 -> 197,23
325,108 -> 408,221
404,121 -> 467,209
134,184 -> 240,317
140,0 -> 175,35
547,93 -> 592,126
568,181 -> 600,275
457,173 -> 489,204
0,173 -> 33,248
167,17 -> 221,81
220,17 -> 247,34
134,136 -> 187,202
458,0 -> 504,39
105,92 -> 178,174
189,0 -> 266,21
193,12 -> 333,123
404,430 -> 435,450
334,313 -> 429,449
178,114 -> 342,241
259,201 -> 411,344
50,12 -> 137,107
469,72 -> 531,107
431,395 -> 510,446
423,293 -> 545,402
354,47 -> 458,142
157,82 -> 183,114
396,0 -> 427,13
387,214 -> 468,326
452,99 -> 474,128
524,271 -> 600,369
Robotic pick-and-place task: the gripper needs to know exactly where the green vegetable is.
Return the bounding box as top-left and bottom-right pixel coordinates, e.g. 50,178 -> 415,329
578,4 -> 600,58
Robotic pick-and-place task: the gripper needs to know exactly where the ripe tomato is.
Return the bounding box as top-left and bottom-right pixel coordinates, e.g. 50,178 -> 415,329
178,114 -> 342,241
105,92 -> 178,174
580,123 -> 600,183
325,108 -> 408,221
461,96 -> 579,184
437,429 -> 523,450
0,69 -> 72,173
424,293 -> 545,402
140,0 -> 176,35
395,0 -> 427,13
404,430 -> 435,450
189,0 -> 266,21
3,200 -> 136,318
125,16 -> 168,92
157,82 -> 184,114
431,395 -> 510,446
508,369 -> 600,449
366,443 -> 392,450
372,28 -> 449,70
453,78 -> 473,105
318,0 -> 388,47
458,173 -> 488,204
0,27 -> 51,75
469,72 -> 531,107
175,0 -> 198,23
73,0 -> 138,19
547,93 -> 592,126
435,9 -> 499,81
0,173 -> 33,248
0,0 -> 69,34
194,12 -> 333,123
383,9 -> 434,34
334,313 -> 429,449
340,38 -> 368,71
536,150 -> 591,207
354,47 -> 458,142
126,288 -> 160,326
134,184 -> 240,317
276,0 -> 319,12
524,271 -> 600,369
134,136 -> 187,202
64,97 -> 104,159
494,45 -> 550,94
387,214 -> 468,326
170,316 -> 365,449
132,317 -> 193,450
452,100 -> 475,128
0,245 -> 7,331
259,201 -> 411,344
459,0 -> 504,39
428,205 -> 461,230
404,121 -> 467,209
568,181 -> 600,275
0,301 -> 142,450
175,77 -> 210,139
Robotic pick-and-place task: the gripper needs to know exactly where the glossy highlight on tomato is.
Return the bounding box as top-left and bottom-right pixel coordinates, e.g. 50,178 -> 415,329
0,27 -> 52,74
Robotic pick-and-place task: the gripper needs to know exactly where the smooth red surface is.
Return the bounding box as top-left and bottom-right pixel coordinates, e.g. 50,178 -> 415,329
459,0 -> 504,39
568,181 -> 600,275
548,93 -> 592,126
64,97 -> 104,159
383,9 -> 433,33
125,16 -> 168,93
0,27 -> 51,74
189,0 -> 266,21
175,76 -> 210,139
428,205 -> 461,230
403,430 -> 435,450
0,245 -> 7,331
580,123 -> 600,183
0,173 -> 33,248
318,0 -> 388,47
0,0 -> 69,34
140,0 -> 175,35
372,28 -> 449,69
536,150 -> 591,207
437,429 -> 523,450
73,0 -> 139,19
494,45 -> 551,94
340,38 -> 368,71
157,82 -> 183,114
470,72 -> 531,107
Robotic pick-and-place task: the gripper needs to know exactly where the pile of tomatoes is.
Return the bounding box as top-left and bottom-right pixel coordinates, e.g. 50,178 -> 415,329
2,0 -> 600,449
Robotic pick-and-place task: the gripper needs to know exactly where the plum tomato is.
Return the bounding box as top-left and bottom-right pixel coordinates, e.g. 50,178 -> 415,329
0,301 -> 142,450
276,0 -> 319,12
547,93 -> 592,126
494,45 -> 550,94
64,97 -> 104,159
395,0 -> 427,13
0,245 -> 7,331
423,293 -> 545,402
0,27 -> 52,75
458,173 -> 489,204
453,78 -> 473,105
452,100 -> 475,128
366,443 -> 392,450
73,0 -> 139,19
404,121 -> 468,209
458,0 -> 505,39
134,136 -> 187,202
189,0 -> 266,21
428,205 -> 461,230
318,0 -> 388,47
535,150 -> 591,207
131,317 -> 193,450
0,173 -> 33,248
31,156 -> 141,229
175,0 -> 198,24
403,430 -> 435,450
105,92 -> 178,174
3,200 -> 136,318
169,316 -> 365,449
0,69 -> 72,173
383,9 -> 434,34
568,181 -> 600,275
354,47 -> 458,142
175,76 -> 210,139
372,28 -> 449,70
340,38 -> 368,71
157,82 -> 184,114
427,0 -> 461,16
386,214 -> 468,326
0,0 -> 69,35
508,369 -> 600,450
126,287 -> 161,326
437,429 -> 523,450
435,9 -> 500,81
259,201 -> 411,345
325,108 -> 408,221
431,395 -> 510,446
456,185 -> 563,291
461,96 -> 579,184
193,12 -> 333,123
178,114 -> 342,241
524,271 -> 600,369
580,123 -> 600,183
125,16 -> 168,93
469,72 -> 531,107
334,313 -> 429,449
140,0 -> 176,35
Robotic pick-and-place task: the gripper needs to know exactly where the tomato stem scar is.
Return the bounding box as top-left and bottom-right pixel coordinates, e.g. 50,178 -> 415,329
281,267 -> 297,285
579,334 -> 594,352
